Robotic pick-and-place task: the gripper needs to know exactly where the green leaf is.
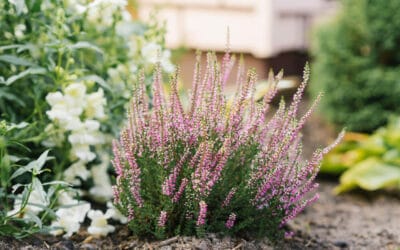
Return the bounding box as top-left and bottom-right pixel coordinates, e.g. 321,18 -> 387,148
78,74 -> 111,91
0,44 -> 36,53
4,67 -> 47,86
10,149 -> 51,180
32,178 -> 48,205
24,210 -> 42,229
0,55 -> 36,67
67,41 -> 103,54
335,158 -> 400,193
33,150 -> 51,173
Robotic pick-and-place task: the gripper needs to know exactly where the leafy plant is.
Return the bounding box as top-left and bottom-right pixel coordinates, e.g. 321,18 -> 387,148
0,0 -> 174,237
0,121 -> 66,238
321,117 -> 400,193
310,0 -> 400,132
112,52 -> 343,240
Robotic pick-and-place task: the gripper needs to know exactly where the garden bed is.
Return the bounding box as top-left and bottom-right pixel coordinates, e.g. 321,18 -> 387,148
1,106 -> 399,250
1,180 -> 399,249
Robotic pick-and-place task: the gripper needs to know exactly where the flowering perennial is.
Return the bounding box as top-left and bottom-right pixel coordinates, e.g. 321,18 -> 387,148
112,52 -> 343,239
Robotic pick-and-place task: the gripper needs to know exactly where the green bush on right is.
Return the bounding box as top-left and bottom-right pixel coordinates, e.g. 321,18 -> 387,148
310,0 -> 400,133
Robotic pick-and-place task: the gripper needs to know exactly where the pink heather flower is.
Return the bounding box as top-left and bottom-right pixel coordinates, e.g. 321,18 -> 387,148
284,231 -> 295,239
222,187 -> 237,208
158,211 -> 168,227
172,178 -> 188,203
128,205 -> 134,221
112,185 -> 120,204
225,213 -> 236,229
196,201 -> 207,226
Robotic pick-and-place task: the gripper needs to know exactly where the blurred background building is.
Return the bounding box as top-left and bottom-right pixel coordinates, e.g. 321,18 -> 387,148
138,0 -> 338,78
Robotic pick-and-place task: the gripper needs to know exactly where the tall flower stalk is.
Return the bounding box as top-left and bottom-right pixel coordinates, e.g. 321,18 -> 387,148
113,51 -> 343,240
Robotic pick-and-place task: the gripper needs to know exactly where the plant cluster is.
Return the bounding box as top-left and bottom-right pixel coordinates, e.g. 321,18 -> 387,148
321,117 -> 400,193
112,52 -> 343,240
0,121 -> 66,238
0,0 -> 173,237
310,0 -> 400,132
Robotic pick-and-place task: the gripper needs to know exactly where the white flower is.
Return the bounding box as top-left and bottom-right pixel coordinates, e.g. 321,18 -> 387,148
161,50 -> 175,73
8,0 -> 28,15
46,92 -> 64,106
50,201 -> 91,237
70,144 -> 96,162
87,0 -> 127,27
63,161 -> 91,185
141,42 -> 162,64
89,155 -> 113,202
87,210 -> 115,237
14,24 -> 26,39
64,82 -> 86,102
85,89 -> 106,119
105,202 -> 128,224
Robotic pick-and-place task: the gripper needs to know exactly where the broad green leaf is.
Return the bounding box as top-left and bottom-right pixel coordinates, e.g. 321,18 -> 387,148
0,55 -> 36,67
4,67 -> 47,86
335,158 -> 400,193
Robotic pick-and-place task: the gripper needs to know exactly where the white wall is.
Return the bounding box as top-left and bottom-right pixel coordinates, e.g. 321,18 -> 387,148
138,0 -> 338,58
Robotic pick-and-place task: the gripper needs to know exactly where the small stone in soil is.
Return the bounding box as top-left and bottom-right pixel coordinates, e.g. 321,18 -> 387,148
53,240 -> 74,250
333,240 -> 349,248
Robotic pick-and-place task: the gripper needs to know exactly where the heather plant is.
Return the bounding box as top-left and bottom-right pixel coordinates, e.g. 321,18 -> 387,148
112,52 -> 343,240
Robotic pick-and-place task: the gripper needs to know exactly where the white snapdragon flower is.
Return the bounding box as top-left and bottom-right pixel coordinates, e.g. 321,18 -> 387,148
64,83 -> 87,116
63,161 -> 91,185
68,120 -> 103,145
141,42 -> 161,64
70,144 -> 96,162
46,91 -> 83,129
50,200 -> 91,237
141,43 -> 175,73
105,202 -> 128,224
87,0 -> 127,27
160,50 -> 175,73
85,89 -> 106,119
89,154 -> 113,202
64,0 -> 87,14
14,24 -> 26,39
87,210 -> 115,237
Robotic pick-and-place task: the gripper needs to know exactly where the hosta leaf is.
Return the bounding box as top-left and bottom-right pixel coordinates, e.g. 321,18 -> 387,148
335,158 -> 400,193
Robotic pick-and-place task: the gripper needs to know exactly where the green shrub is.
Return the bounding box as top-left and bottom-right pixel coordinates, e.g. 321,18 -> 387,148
310,0 -> 400,132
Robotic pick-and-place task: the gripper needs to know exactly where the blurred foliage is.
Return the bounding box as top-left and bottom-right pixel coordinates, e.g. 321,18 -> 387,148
321,117 -> 400,193
310,0 -> 400,132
